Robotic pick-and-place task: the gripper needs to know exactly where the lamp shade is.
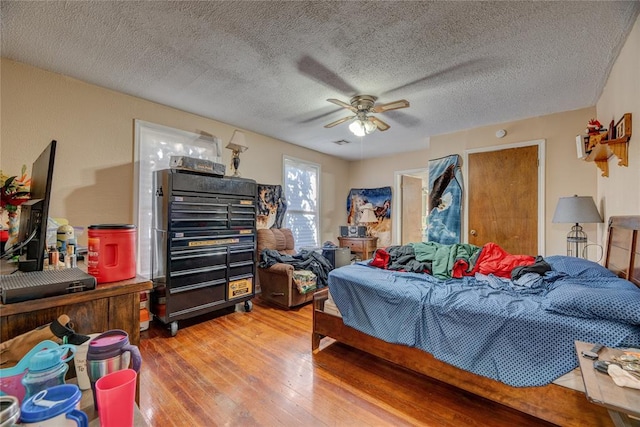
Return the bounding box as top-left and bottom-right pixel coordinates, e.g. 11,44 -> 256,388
552,195 -> 603,224
359,203 -> 378,224
226,130 -> 248,152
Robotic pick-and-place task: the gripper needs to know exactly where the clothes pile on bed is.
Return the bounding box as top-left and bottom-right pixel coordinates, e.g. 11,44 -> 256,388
369,241 -> 550,279
328,249 -> 640,387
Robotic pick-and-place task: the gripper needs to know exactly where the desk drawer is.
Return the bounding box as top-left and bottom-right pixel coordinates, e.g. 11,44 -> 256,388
343,240 -> 365,252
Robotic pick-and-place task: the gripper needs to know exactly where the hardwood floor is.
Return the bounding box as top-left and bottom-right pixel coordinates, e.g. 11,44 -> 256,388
139,298 -> 557,426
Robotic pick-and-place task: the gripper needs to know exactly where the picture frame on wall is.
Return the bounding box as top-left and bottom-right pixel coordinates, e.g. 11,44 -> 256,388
615,113 -> 632,140
608,119 -> 615,140
576,135 -> 587,159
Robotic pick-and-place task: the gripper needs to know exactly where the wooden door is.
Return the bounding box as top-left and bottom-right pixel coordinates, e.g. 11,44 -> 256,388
468,145 -> 538,255
401,175 -> 424,244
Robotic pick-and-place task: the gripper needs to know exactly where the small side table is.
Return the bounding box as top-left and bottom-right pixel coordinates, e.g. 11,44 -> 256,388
337,236 -> 378,260
574,341 -> 640,427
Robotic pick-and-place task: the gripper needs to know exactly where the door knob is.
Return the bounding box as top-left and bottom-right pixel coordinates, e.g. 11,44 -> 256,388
470,230 -> 477,236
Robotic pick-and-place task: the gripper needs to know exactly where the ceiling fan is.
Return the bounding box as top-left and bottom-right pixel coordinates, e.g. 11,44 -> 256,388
324,95 -> 410,136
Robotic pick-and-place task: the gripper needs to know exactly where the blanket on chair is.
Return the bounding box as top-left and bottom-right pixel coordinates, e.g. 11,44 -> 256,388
259,249 -> 333,287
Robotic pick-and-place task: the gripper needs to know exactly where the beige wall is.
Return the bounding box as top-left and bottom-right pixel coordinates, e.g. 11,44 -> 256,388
0,58 -> 350,246
348,108 -> 599,256
596,14 -> 640,243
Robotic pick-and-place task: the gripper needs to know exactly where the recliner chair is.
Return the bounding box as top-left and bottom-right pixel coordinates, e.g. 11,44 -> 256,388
256,228 -> 317,308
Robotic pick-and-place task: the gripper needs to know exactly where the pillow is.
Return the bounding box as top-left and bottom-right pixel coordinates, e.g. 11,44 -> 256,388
543,283 -> 640,325
257,228 -> 277,252
280,228 -> 295,251
545,255 -> 617,278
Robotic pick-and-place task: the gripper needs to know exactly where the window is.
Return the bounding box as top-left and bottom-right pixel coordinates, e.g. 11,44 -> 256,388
134,120 -> 221,276
283,156 -> 320,250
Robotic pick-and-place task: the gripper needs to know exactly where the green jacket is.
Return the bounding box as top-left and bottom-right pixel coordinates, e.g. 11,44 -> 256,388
410,242 -> 482,279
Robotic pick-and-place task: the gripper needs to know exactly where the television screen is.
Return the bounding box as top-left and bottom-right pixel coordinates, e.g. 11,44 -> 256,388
17,140 -> 57,272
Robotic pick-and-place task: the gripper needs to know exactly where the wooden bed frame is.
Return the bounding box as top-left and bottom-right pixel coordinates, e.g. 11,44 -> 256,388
312,216 -> 640,427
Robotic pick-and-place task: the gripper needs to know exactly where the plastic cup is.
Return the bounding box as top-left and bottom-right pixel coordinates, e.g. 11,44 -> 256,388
74,333 -> 100,391
94,369 -> 136,427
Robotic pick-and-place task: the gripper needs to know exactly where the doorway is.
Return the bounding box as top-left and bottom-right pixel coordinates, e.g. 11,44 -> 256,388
394,168 -> 429,245
464,140 -> 545,256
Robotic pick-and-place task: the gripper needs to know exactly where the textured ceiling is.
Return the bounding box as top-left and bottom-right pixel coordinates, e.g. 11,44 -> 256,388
2,1 -> 639,160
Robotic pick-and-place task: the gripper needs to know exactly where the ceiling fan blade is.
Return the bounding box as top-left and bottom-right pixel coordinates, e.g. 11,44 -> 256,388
296,107 -> 343,124
297,55 -> 358,94
324,115 -> 356,128
327,98 -> 357,112
372,100 -> 410,113
370,116 -> 390,131
382,58 -> 498,96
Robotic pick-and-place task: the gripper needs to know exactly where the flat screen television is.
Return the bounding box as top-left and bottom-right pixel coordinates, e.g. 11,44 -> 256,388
16,140 -> 57,272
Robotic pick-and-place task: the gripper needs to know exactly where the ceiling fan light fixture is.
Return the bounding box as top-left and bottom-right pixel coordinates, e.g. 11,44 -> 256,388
349,119 -> 366,136
363,119 -> 377,134
349,118 -> 376,137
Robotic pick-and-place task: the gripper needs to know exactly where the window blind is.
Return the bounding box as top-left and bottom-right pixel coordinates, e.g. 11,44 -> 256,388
283,157 -> 319,250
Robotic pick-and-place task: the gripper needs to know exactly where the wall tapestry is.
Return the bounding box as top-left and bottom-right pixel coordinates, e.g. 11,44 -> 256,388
257,184 -> 287,229
347,186 -> 392,247
427,154 -> 463,244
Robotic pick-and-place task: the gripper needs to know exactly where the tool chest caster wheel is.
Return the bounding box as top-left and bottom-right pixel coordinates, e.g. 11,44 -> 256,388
170,321 -> 178,337
244,301 -> 253,312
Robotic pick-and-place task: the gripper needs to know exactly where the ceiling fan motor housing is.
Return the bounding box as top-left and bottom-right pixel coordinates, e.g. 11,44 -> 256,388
350,95 -> 377,112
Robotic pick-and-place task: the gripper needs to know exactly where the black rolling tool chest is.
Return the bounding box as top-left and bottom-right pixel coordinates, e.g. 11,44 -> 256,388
151,168 -> 257,336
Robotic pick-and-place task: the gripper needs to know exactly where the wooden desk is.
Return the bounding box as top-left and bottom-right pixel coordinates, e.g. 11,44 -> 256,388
575,341 -> 640,427
0,272 -> 151,346
337,236 -> 378,260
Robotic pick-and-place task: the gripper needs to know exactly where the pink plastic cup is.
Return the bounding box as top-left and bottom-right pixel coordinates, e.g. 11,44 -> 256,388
94,368 -> 137,427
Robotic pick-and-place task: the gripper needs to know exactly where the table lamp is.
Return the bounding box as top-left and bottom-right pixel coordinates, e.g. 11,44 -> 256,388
552,195 -> 603,258
359,203 -> 378,236
225,130 -> 248,177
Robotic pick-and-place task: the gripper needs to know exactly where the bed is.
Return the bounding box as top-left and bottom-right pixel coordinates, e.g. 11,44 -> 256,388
312,215 -> 640,427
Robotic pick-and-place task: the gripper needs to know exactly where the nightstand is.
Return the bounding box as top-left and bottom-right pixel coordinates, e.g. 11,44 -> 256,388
337,236 -> 378,260
574,341 -> 640,427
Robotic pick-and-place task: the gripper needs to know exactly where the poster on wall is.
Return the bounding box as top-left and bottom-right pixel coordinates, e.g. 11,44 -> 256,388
427,155 -> 463,244
257,184 -> 287,229
346,186 -> 392,247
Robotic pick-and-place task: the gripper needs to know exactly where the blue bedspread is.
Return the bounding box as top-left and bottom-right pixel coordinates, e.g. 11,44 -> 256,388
328,256 -> 640,387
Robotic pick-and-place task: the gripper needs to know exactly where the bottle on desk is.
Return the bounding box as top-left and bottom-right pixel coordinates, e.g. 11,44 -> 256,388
65,242 -> 77,269
47,246 -> 59,270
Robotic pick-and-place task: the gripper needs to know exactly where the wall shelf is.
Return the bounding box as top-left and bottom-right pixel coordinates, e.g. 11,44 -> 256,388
584,113 -> 632,177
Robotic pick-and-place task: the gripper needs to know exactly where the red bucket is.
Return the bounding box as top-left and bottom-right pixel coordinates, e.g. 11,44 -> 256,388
88,224 -> 136,283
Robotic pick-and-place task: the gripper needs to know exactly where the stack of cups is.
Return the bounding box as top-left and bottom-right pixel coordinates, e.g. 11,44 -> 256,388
73,333 -> 100,391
